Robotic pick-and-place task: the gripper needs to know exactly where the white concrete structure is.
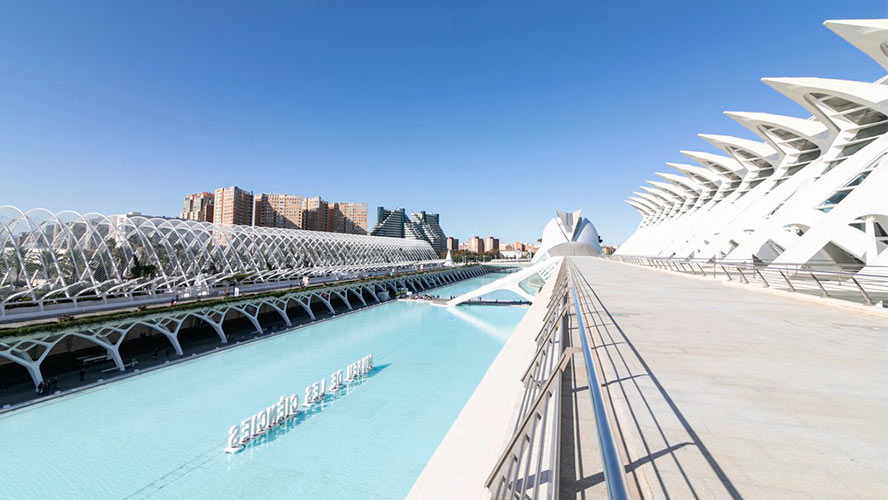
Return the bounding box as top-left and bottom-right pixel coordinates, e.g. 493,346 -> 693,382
446,257 -> 558,306
448,209 -> 598,306
616,19 -> 888,275
533,209 -> 602,262
0,207 -> 439,319
0,266 -> 486,389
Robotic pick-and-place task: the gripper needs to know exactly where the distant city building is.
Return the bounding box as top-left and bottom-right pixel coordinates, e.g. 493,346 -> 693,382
198,186 -> 365,233
513,241 -> 526,252
407,211 -> 446,252
302,196 -> 329,232
601,245 -> 617,255
370,207 -> 448,252
328,202 -> 368,234
446,237 -> 459,252
371,207 -> 407,238
181,192 -> 214,223
254,193 -> 302,229
213,186 -> 253,226
485,236 -> 500,254
468,236 -> 484,254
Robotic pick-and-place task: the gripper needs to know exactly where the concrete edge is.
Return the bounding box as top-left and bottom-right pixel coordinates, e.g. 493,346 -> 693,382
406,258 -> 565,500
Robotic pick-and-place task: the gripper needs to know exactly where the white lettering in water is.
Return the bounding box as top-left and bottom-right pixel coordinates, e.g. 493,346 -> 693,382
224,354 -> 375,453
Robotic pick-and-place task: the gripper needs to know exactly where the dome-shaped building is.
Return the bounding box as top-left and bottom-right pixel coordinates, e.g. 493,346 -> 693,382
532,209 -> 602,263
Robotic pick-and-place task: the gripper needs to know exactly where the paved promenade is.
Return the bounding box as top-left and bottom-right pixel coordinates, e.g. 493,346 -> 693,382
572,257 -> 888,499
411,256 -> 888,499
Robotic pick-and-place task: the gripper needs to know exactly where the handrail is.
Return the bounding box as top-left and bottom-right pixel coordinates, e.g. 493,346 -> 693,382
486,260 -> 633,499
610,255 -> 888,307
569,266 -> 630,500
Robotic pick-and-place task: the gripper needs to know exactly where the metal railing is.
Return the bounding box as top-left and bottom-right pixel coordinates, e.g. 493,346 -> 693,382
568,261 -> 630,500
609,255 -> 888,307
486,259 -> 630,500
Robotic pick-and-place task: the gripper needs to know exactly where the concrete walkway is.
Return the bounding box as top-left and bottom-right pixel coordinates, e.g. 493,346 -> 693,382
571,257 -> 888,499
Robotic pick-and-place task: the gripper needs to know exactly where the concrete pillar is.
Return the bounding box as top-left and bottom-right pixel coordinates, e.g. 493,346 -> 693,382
333,290 -> 352,310
865,216 -> 878,265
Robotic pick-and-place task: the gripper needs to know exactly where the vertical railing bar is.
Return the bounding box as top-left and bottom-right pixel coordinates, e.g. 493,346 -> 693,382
499,454 -> 517,500
851,277 -> 874,305
810,272 -> 829,297
506,434 -> 528,500
778,270 -> 796,292
531,389 -> 551,500
518,413 -> 541,500
548,373 -> 562,500
754,267 -> 769,287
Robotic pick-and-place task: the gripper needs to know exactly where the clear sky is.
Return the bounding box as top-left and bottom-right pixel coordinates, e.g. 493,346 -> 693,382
1,1 -> 886,245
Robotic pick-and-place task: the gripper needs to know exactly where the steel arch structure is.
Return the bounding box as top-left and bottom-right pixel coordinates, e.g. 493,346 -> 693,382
0,207 -> 439,315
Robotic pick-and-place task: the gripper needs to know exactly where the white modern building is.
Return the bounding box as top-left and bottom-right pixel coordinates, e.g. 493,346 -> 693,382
532,209 -> 602,262
616,18 -> 888,274
0,207 -> 439,318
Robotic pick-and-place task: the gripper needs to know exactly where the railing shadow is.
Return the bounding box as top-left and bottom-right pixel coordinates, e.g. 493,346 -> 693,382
573,268 -> 743,500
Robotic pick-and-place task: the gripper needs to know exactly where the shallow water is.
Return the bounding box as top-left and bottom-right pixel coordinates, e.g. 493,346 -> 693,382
0,273 -> 526,499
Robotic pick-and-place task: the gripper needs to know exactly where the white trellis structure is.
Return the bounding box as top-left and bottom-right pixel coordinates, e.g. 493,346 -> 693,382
0,207 -> 440,319
0,266 -> 487,388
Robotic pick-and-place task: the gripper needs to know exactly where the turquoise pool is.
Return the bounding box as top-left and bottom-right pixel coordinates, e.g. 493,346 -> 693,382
0,274 -> 526,499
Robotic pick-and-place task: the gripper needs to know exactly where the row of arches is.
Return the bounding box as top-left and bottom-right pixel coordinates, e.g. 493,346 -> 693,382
0,267 -> 487,390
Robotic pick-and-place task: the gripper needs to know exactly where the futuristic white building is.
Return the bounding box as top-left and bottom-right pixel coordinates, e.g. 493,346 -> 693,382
448,209 -> 599,306
532,209 -> 602,262
616,19 -> 888,275
0,206 -> 439,318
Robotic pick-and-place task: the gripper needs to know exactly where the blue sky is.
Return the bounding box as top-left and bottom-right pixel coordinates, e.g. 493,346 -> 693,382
1,1 -> 886,244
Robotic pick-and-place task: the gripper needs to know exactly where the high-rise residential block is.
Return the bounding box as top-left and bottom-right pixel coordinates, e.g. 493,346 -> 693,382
446,237 -> 459,252
181,192 -> 215,222
326,202 -> 368,234
336,202 -> 368,234
213,186 -> 253,226
302,196 -> 329,232
254,193 -> 302,229
468,236 -> 484,254
485,236 -> 500,253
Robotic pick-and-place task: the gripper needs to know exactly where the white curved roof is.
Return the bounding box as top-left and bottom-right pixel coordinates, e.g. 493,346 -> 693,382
655,172 -> 700,193
667,162 -> 722,187
698,133 -> 779,167
680,150 -> 746,180
723,111 -> 832,154
824,19 -> 888,71
532,209 -> 602,262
